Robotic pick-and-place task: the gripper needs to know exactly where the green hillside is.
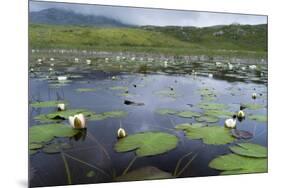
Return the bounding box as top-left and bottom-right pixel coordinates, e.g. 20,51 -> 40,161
29,24 -> 267,57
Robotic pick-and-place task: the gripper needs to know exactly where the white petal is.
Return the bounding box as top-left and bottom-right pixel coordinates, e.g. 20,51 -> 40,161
77,114 -> 86,128
69,116 -> 75,128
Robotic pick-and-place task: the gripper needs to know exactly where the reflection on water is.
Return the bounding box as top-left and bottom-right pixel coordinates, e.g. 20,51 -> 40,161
29,53 -> 267,187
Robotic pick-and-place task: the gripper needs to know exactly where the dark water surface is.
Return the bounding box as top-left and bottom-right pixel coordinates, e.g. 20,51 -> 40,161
29,53 -> 267,187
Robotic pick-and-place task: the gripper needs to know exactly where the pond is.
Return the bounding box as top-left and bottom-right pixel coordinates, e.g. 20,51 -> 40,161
29,52 -> 267,187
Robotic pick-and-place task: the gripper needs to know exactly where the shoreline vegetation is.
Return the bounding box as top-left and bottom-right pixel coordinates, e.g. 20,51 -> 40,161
29,23 -> 267,60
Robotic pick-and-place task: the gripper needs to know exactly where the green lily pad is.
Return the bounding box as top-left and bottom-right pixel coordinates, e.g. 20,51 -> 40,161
110,86 -> 128,91
76,88 -> 96,92
42,142 -> 72,154
230,143 -> 267,158
29,143 -> 43,150
175,123 -> 204,130
86,171 -> 96,178
204,110 -> 233,118
88,110 -> 128,121
114,132 -> 178,157
115,166 -> 172,181
29,124 -> 79,144
156,108 -> 179,115
198,102 -> 228,110
195,116 -> 219,123
154,90 -> 180,98
244,103 -> 264,110
29,150 -> 38,155
248,115 -> 267,122
209,154 -> 267,175
177,111 -> 201,118
178,125 -> 235,145
31,100 -> 66,108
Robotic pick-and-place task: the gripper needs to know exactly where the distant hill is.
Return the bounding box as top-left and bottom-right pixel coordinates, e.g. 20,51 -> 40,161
29,8 -> 131,27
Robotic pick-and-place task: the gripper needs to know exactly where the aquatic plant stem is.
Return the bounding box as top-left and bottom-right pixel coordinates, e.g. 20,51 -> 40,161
87,132 -> 111,160
63,152 -> 111,178
175,153 -> 198,177
122,156 -> 138,175
173,152 -> 193,176
61,152 -> 72,185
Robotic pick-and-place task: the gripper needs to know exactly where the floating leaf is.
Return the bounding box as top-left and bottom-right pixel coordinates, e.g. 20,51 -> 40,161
114,132 -> 178,157
31,100 -> 66,108
88,110 -> 127,121
110,86 -> 128,91
177,111 -> 201,118
178,125 -> 235,145
29,143 -> 43,150
29,124 -> 79,144
76,88 -> 96,92
229,143 -> 267,158
156,108 -> 178,115
231,129 -> 253,139
248,115 -> 267,122
244,103 -> 263,110
154,90 -> 180,98
209,154 -> 267,175
86,171 -> 96,178
29,150 -> 38,155
198,102 -> 228,110
42,142 -> 72,154
175,123 -> 204,130
204,110 -> 233,118
195,116 -> 219,123
115,166 -> 172,181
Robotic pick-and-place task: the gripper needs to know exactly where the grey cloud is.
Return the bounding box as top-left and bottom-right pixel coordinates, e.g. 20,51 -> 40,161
29,1 -> 267,27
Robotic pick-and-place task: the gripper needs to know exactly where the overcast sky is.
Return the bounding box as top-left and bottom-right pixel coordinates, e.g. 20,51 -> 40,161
30,1 -> 267,27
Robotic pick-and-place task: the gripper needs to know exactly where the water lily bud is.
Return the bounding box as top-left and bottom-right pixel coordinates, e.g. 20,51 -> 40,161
117,128 -> 126,138
57,76 -> 68,81
69,114 -> 86,129
252,93 -> 257,99
237,110 -> 245,118
112,76 -> 117,80
208,74 -> 213,78
224,117 -> 236,128
57,103 -> 65,111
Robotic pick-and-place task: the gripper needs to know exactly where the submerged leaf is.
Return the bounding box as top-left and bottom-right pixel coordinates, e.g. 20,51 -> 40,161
114,132 -> 178,157
229,143 -> 267,158
115,166 -> 172,181
156,108 -> 178,115
248,114 -> 267,122
86,171 -> 96,178
42,142 -> 72,154
231,129 -> 253,139
198,102 -> 228,110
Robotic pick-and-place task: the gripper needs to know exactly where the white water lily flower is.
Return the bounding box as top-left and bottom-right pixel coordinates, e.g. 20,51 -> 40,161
112,76 -> 117,80
228,63 -> 233,70
50,63 -> 54,67
208,73 -> 213,78
164,61 -> 168,68
50,58 -> 54,61
57,103 -> 65,111
215,62 -> 222,67
86,59 -> 91,64
225,116 -> 237,128
74,58 -> 79,63
37,58 -> 42,63
30,68 -> 34,72
57,76 -> 68,81
116,56 -> 120,61
237,110 -> 245,118
131,57 -> 136,61
69,114 -> 86,129
249,65 -> 257,70
105,58 -> 109,62
117,128 -> 126,138
241,67 -> 246,71
48,67 -> 53,71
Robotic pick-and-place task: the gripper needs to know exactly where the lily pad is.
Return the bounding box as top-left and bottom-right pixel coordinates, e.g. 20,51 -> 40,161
42,142 -> 72,154
177,125 -> 235,145
115,166 -> 172,181
31,100 -> 66,108
76,88 -> 96,92
88,110 -> 128,121
29,143 -> 43,150
204,110 -> 233,118
114,132 -> 178,157
110,86 -> 128,91
209,154 -> 267,175
229,143 -> 267,158
175,123 -> 204,130
248,115 -> 267,122
177,111 -> 201,118
198,102 -> 228,110
29,150 -> 38,155
154,90 -> 180,98
244,103 -> 263,110
156,108 -> 178,115
29,124 -> 79,144
195,116 -> 219,123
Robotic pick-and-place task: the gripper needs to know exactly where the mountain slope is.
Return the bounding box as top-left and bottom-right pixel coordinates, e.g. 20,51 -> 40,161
30,8 -> 131,27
